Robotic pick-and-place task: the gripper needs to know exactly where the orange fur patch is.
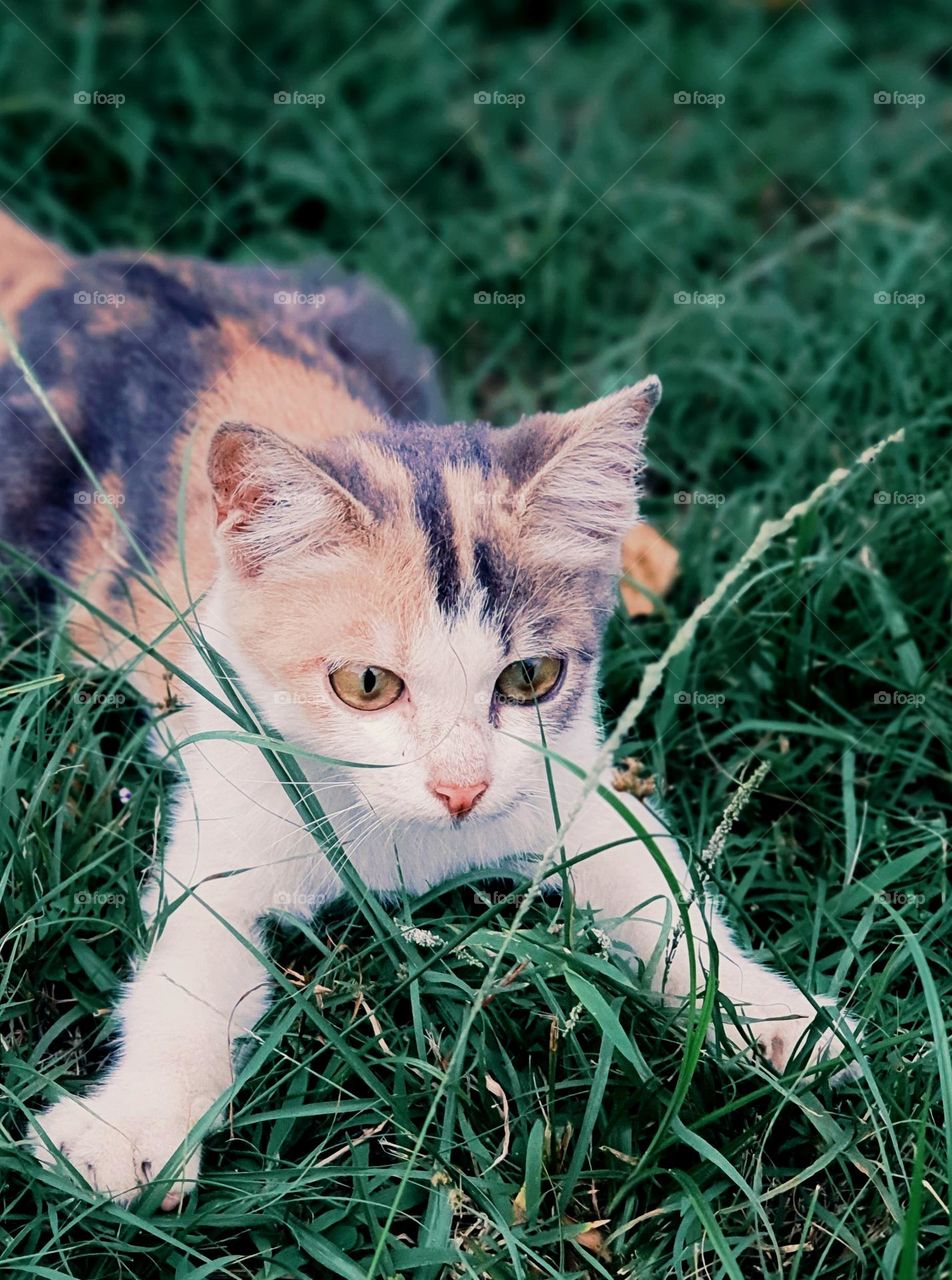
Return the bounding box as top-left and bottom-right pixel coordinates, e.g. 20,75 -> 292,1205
0,212 -> 74,344
61,331 -> 388,702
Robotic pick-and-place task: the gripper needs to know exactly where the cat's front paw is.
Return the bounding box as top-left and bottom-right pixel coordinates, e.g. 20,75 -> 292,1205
726,991 -> 859,1081
30,1079 -> 214,1209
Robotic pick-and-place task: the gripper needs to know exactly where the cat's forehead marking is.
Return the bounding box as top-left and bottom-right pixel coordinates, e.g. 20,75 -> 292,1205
392,423 -> 492,616
319,422 -> 506,618
300,420 -> 609,674
378,423 -> 545,637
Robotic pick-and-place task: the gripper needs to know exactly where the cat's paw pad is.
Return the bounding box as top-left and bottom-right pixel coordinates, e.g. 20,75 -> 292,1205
30,1085 -> 209,1209
737,994 -> 859,1080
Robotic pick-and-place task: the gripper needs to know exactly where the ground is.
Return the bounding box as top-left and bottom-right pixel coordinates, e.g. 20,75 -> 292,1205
0,2 -> 950,1277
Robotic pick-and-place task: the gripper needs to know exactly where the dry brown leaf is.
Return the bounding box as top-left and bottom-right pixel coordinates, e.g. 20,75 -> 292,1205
551,1122 -> 573,1170
355,993 -> 393,1055
620,522 -> 679,616
611,756 -> 656,799
484,1072 -> 511,1170
923,1178 -> 950,1213
603,1145 -> 640,1166
314,1121 -> 387,1168
481,959 -> 528,1007
569,1219 -> 612,1261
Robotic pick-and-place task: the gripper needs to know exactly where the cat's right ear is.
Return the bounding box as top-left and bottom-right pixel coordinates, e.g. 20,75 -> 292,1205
494,376 -> 661,568
207,422 -> 373,577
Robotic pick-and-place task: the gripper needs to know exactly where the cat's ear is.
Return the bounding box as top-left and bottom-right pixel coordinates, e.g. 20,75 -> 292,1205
207,422 -> 373,576
501,375 -> 661,563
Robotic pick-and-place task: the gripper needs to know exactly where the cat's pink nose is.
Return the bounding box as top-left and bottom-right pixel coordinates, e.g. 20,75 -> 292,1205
430,780 -> 488,817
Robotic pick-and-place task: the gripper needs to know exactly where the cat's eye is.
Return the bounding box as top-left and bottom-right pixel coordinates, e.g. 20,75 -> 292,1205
495,656 -> 565,705
329,663 -> 404,710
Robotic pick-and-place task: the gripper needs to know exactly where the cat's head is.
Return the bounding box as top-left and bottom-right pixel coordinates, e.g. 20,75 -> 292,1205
206,376 -> 660,826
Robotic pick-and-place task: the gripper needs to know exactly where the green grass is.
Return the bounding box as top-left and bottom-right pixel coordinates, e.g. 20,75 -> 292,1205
2,1 -> 952,1276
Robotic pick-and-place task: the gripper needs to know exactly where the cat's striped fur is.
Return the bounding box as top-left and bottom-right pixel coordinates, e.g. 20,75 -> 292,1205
0,210 -> 441,698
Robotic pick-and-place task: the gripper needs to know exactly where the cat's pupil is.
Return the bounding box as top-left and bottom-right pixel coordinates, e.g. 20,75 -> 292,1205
362,668 -> 376,695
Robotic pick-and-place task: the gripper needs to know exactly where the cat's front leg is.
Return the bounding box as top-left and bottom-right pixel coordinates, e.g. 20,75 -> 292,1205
30,818 -> 289,1208
564,777 -> 858,1077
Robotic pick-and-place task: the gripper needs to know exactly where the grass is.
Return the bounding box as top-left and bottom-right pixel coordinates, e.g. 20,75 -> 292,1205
1,0 -> 951,1276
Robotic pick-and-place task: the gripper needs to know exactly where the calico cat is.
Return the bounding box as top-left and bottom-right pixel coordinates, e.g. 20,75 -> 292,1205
0,211 -> 856,1210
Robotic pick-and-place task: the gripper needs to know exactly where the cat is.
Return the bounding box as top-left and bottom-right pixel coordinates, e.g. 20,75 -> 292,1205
0,210 -> 856,1210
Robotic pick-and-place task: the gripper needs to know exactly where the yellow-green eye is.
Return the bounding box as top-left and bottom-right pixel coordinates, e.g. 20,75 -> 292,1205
329,663 -> 404,710
495,656 -> 565,705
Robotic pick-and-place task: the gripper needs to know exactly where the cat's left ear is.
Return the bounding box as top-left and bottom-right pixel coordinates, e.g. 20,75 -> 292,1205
207,422 -> 374,577
502,375 -> 661,563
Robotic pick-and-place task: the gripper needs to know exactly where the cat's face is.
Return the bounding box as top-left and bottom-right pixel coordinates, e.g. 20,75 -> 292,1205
207,377 -> 660,826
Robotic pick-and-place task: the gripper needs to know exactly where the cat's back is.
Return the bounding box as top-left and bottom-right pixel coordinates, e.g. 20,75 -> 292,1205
0,212 -> 443,696
0,213 -> 441,558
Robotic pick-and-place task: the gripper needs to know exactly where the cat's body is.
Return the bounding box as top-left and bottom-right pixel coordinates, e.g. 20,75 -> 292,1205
0,213 -> 443,701
2,211 -> 856,1210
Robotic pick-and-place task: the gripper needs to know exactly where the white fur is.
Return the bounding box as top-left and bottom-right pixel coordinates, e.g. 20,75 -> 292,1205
31,582 -> 857,1207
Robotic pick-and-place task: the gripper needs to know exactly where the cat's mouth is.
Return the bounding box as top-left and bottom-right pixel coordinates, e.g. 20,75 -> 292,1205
435,800 -> 495,826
